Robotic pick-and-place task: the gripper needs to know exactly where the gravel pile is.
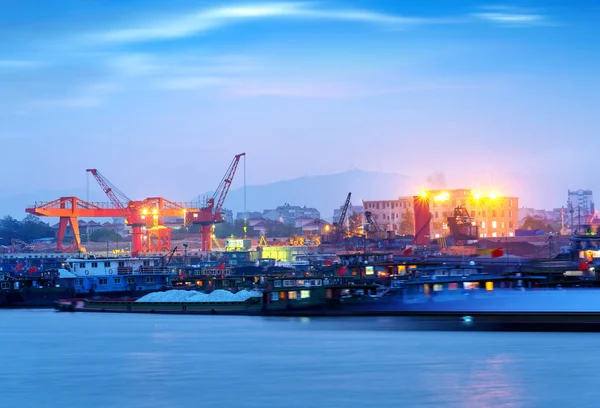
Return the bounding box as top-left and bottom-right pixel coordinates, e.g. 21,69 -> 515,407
136,289 -> 262,303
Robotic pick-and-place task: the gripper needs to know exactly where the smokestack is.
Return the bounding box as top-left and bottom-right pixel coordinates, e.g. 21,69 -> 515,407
413,195 -> 431,246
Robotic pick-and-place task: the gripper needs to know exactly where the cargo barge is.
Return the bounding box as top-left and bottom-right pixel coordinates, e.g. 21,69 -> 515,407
54,272 -> 600,331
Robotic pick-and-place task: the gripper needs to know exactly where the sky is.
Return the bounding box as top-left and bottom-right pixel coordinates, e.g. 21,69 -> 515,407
1,0 -> 599,213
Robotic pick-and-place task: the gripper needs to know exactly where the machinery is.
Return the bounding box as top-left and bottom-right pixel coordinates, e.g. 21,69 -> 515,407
26,196 -> 195,255
446,206 -> 479,245
185,153 -> 245,252
322,192 -> 351,244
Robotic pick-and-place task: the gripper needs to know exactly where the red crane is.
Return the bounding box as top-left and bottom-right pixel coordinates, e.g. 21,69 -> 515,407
86,169 -> 149,256
186,153 -> 245,251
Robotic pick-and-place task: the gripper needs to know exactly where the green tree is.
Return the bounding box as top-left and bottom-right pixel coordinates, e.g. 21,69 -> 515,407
520,216 -> 547,231
89,229 -> 124,242
265,221 -> 299,237
399,209 -> 415,236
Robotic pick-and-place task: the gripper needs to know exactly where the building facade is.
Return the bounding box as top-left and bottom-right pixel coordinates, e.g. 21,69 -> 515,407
426,189 -> 519,238
362,197 -> 415,235
567,189 -> 594,219
363,190 -> 519,239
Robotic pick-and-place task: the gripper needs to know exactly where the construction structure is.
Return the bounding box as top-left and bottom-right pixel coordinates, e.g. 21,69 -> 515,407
185,153 -> 245,252
322,192 -> 351,243
26,196 -> 195,256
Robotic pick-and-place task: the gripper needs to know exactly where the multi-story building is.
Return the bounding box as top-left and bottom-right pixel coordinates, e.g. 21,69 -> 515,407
262,204 -> 320,226
426,189 -> 519,238
363,190 -> 519,239
332,203 -> 363,224
362,197 -> 415,235
567,190 -> 594,219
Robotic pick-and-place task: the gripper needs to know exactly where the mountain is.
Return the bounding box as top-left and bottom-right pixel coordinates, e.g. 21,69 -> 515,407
208,169 -> 409,221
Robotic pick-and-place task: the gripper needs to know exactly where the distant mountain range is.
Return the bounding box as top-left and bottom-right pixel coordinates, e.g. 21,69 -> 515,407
204,169 -> 410,221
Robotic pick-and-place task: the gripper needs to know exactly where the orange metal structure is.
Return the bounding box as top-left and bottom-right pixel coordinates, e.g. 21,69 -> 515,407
26,196 -> 194,255
185,153 -> 245,251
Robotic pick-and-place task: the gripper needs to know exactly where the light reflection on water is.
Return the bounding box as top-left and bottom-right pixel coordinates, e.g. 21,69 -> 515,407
1,310 -> 599,408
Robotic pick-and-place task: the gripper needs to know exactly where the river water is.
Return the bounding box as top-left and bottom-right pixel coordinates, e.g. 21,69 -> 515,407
1,309 -> 599,408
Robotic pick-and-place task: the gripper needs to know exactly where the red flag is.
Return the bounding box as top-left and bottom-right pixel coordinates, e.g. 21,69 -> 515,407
324,259 -> 333,266
27,265 -> 37,274
14,263 -> 23,272
336,265 -> 348,276
491,248 -> 504,258
218,263 -> 225,270
403,247 -> 413,256
579,262 -> 590,271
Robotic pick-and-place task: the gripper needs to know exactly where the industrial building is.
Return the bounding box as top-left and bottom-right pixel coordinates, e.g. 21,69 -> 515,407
426,189 -> 519,238
364,189 -> 519,239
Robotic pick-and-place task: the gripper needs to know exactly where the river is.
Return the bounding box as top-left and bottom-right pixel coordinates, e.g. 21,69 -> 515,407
1,309 -> 598,408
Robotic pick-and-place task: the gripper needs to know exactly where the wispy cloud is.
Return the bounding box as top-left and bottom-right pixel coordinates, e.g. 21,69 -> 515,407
0,59 -> 40,69
89,2 -> 460,45
33,83 -> 119,108
472,6 -> 550,27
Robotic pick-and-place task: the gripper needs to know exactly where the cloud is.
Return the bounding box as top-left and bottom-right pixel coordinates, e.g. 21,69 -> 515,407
33,83 -> 119,108
89,2 -> 460,45
472,6 -> 550,27
0,60 -> 40,69
158,76 -> 224,90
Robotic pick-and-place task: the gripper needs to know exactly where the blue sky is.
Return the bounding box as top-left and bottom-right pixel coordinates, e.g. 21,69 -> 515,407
1,0 -> 599,212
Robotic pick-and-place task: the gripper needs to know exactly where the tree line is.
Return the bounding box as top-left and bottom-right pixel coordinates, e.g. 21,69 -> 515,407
0,215 -> 55,244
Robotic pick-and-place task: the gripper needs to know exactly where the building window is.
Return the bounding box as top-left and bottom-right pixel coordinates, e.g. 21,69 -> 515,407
91,262 -> 98,268
482,211 -> 486,217
98,278 -> 108,285
509,210 -> 513,217
127,277 -> 135,285
471,211 -> 475,217
118,261 -> 125,267
442,223 -> 448,230
80,262 -> 86,268
509,232 -> 514,237
481,221 -> 486,229
492,232 -> 497,237
114,278 -> 121,284
104,262 -> 111,267
509,221 -> 513,228
492,221 -> 497,229
146,277 -> 154,284
502,221 -> 505,228
492,210 -> 497,217
509,199 -> 513,207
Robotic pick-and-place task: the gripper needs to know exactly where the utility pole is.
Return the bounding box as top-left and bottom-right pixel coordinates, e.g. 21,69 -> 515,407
106,241 -> 109,258
578,205 -> 581,235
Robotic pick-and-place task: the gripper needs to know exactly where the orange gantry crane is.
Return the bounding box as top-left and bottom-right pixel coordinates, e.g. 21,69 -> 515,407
26,196 -> 195,255
186,153 -> 245,251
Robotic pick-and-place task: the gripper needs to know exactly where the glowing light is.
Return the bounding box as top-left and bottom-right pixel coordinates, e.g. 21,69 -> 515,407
473,191 -> 482,200
434,191 -> 450,202
142,209 -> 148,215
324,225 -> 331,232
152,208 -> 158,215
419,191 -> 428,198
489,192 -> 498,200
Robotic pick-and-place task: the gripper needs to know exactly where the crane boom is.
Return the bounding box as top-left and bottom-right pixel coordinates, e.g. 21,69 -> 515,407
211,153 -> 245,215
336,192 -> 351,229
86,169 -> 131,212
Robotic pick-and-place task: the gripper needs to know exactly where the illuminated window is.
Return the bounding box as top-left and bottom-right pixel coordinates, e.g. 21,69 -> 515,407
492,232 -> 497,237
492,221 -> 497,228
442,223 -> 448,230
271,292 -> 279,301
365,266 -> 374,275
301,290 -> 310,299
481,221 -> 486,229
509,232 -> 514,237
288,291 -> 298,299
433,284 -> 444,291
